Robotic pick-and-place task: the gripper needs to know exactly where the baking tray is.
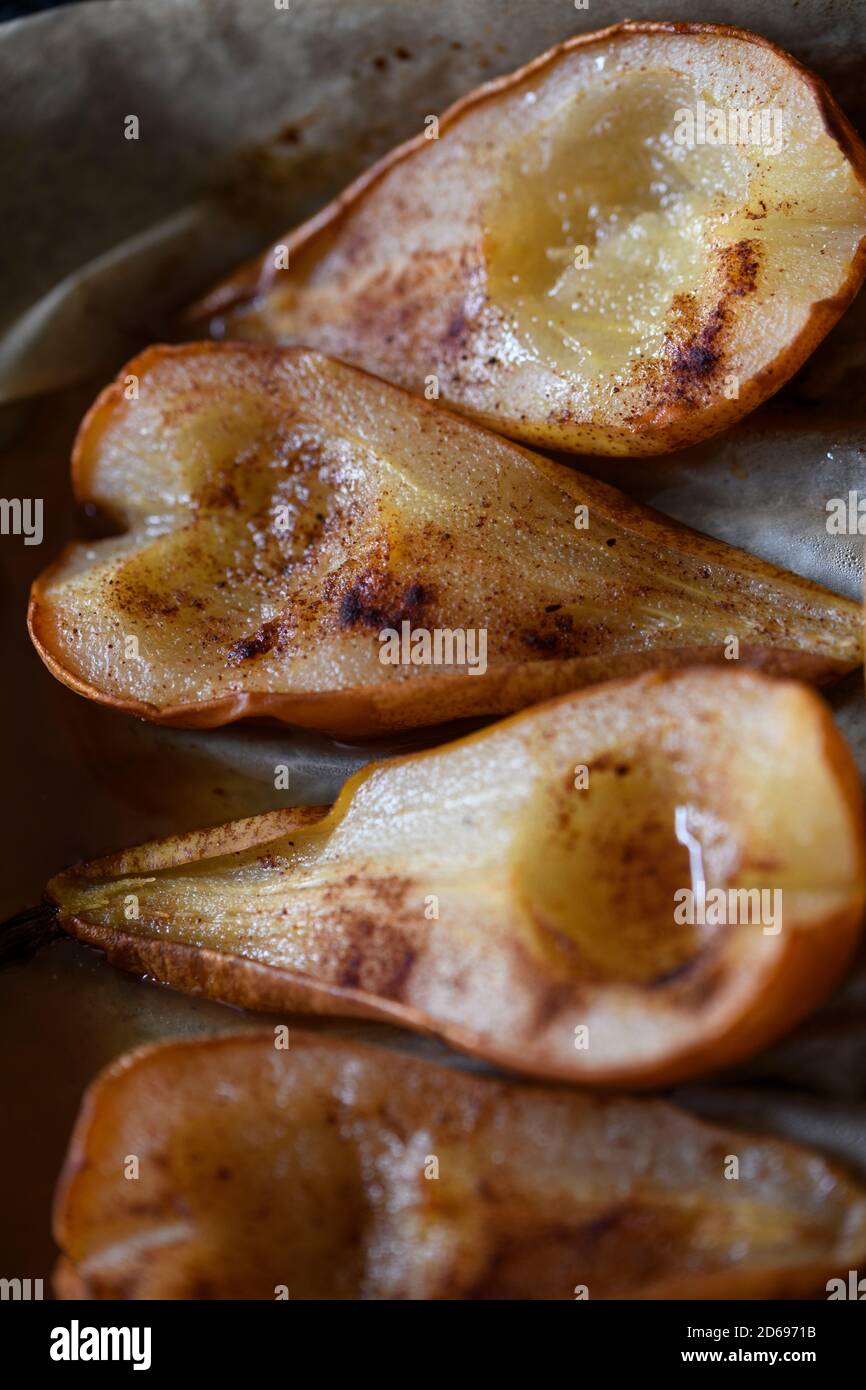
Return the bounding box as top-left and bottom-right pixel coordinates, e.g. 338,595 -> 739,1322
2,0 -> 866,1286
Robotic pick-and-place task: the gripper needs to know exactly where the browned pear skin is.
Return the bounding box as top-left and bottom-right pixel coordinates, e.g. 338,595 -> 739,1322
47,670 -> 866,1088
53,1031 -> 866,1300
28,345 -> 862,736
191,22 -> 866,457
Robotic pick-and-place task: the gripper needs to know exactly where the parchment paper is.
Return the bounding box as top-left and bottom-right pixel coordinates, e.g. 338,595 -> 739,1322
2,0 -> 866,1284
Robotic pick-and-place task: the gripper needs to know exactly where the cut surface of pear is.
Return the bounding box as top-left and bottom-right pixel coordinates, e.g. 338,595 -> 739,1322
193,21 -> 866,456
28,345 -> 861,735
47,670 -> 866,1087
53,1030 -> 866,1299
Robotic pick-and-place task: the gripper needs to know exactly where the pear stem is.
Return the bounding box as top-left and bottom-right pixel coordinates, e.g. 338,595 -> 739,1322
0,901 -> 59,964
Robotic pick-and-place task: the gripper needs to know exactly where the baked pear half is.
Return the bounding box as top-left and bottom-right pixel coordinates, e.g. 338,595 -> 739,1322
193,21 -> 866,456
54,1031 -> 866,1299
47,670 -> 866,1088
28,345 -> 861,735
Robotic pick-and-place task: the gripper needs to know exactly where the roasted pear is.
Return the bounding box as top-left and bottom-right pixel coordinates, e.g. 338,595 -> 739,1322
193,22 -> 866,457
53,1030 -> 866,1300
28,345 -> 861,735
47,670 -> 866,1088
